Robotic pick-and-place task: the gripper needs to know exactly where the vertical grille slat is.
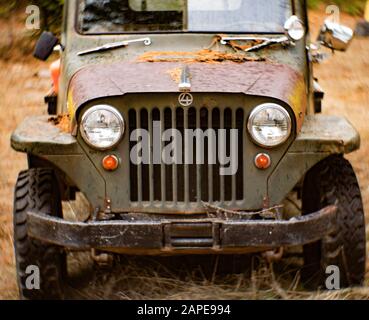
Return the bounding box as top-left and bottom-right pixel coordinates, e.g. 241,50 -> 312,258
208,109 -> 213,203
160,108 -> 166,205
201,108 -> 209,203
184,107 -> 190,205
136,110 -> 143,203
148,109 -> 154,204
141,109 -> 150,201
152,109 -> 161,201
220,108 -> 225,204
224,108 -> 233,202
129,105 -> 245,211
236,109 -> 245,201
188,107 -> 197,203
164,108 -> 173,202
232,108 -> 237,205
212,108 -> 221,202
176,108 -> 185,202
196,107 -> 201,205
129,110 -> 138,202
172,109 -> 178,205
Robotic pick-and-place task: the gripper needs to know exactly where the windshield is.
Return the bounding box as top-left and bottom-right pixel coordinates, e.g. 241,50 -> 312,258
78,0 -> 293,34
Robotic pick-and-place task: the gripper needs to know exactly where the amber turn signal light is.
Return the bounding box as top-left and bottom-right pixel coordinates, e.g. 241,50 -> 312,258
255,153 -> 271,170
50,59 -> 61,94
102,155 -> 119,171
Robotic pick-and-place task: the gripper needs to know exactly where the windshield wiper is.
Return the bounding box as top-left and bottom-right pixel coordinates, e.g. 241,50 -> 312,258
77,37 -> 152,56
220,36 -> 290,52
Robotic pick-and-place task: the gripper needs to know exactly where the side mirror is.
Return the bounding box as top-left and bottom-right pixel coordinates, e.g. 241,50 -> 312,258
33,31 -> 59,61
318,20 -> 354,52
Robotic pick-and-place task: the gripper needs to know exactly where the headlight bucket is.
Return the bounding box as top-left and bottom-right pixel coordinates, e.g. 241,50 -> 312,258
80,105 -> 125,150
284,15 -> 305,41
247,103 -> 292,148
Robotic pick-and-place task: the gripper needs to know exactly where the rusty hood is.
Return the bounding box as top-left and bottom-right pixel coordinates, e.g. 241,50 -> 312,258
68,61 -> 307,132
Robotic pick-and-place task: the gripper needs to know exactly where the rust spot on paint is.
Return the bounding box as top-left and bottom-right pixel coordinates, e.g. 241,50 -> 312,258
208,35 -> 265,52
166,67 -> 182,84
138,49 -> 265,64
48,114 -> 71,133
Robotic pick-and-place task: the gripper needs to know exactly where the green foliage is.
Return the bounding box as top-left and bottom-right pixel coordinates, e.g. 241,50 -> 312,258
0,0 -> 17,17
308,0 -> 367,16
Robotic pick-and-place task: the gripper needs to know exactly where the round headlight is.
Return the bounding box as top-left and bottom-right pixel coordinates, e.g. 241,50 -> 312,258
80,105 -> 125,150
248,103 -> 292,148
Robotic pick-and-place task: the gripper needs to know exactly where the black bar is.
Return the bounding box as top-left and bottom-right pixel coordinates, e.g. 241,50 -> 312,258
27,206 -> 337,250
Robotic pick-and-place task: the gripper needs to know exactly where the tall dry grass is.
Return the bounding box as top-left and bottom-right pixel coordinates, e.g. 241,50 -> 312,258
0,59 -> 51,299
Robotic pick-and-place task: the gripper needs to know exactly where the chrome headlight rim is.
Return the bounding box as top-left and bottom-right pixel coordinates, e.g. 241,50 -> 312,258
247,103 -> 292,148
80,104 -> 125,151
284,15 -> 305,41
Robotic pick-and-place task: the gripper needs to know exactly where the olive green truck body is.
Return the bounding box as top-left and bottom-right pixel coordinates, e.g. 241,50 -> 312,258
11,0 -> 363,257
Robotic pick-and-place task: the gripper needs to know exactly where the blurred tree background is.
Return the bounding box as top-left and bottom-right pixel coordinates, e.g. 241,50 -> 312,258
0,0 -> 64,59
0,0 -> 64,32
308,0 -> 367,15
32,0 -> 64,32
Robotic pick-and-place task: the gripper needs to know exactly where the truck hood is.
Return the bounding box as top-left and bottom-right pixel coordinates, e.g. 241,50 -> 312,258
68,61 -> 307,132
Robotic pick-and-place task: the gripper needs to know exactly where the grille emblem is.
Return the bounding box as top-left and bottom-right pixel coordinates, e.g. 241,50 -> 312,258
178,93 -> 194,107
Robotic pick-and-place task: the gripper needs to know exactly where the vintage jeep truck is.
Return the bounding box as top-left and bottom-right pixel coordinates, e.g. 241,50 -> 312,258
11,0 -> 366,299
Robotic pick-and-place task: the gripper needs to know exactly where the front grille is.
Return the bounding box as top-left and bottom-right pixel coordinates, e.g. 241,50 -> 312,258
129,106 -> 245,210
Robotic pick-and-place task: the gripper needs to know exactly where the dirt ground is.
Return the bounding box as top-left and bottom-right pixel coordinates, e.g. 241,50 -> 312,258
0,10 -> 368,300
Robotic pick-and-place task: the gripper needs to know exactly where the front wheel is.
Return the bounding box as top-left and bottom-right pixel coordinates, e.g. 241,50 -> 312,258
13,168 -> 65,300
302,155 -> 366,289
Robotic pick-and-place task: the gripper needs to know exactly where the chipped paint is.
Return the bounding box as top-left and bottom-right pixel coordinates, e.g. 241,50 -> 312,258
208,35 -> 265,52
166,67 -> 182,84
67,90 -> 76,120
48,114 -> 71,133
289,80 -> 307,132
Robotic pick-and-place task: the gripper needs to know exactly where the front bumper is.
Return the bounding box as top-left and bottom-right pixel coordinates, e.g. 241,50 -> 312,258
27,206 -> 337,253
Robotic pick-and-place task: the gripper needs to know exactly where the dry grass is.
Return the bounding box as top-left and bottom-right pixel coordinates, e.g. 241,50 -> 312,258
0,59 -> 51,299
63,254 -> 369,300
0,10 -> 368,300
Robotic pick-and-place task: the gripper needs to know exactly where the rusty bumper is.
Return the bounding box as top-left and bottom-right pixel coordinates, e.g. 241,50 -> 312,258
26,206 -> 337,252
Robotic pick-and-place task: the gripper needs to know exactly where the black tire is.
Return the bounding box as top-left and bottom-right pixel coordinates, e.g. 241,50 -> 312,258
13,168 -> 65,300
302,155 -> 366,289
